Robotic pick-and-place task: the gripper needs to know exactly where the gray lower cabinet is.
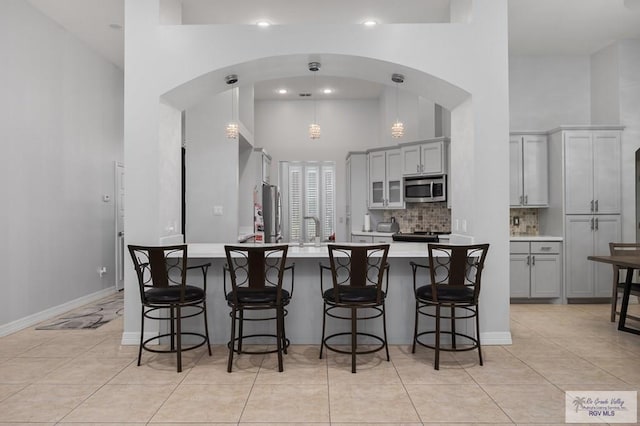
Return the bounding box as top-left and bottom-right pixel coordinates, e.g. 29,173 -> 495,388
565,214 -> 621,298
351,234 -> 393,244
510,241 -> 562,298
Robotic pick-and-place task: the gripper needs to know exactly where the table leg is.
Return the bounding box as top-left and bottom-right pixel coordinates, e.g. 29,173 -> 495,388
618,267 -> 640,335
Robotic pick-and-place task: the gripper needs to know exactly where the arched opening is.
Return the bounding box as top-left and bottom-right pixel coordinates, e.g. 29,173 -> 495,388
159,54 -> 472,243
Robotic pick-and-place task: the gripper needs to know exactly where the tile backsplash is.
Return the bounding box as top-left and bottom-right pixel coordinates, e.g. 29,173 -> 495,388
382,202 -> 451,233
510,208 -> 539,235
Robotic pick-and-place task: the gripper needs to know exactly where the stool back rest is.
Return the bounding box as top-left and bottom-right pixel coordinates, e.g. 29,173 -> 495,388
327,244 -> 390,303
128,244 -> 188,304
609,242 -> 640,283
224,245 -> 289,303
427,243 -> 490,302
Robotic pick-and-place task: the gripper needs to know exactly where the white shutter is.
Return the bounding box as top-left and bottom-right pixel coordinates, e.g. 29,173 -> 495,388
282,161 -> 336,243
288,165 -> 302,242
322,165 -> 335,240
305,165 -> 319,241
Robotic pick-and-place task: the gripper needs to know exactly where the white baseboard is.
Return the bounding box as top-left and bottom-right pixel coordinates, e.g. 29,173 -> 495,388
0,287 -> 117,337
481,331 -> 513,345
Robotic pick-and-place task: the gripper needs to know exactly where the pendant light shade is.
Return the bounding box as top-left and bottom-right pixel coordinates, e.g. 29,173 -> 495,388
225,74 -> 239,139
308,62 -> 321,140
391,73 -> 405,139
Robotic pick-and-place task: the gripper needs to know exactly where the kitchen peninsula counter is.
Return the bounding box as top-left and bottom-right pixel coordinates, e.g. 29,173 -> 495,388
187,242 -> 434,259
182,241 -> 510,346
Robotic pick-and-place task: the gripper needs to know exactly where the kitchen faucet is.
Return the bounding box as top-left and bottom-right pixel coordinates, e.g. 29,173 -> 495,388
304,216 -> 321,247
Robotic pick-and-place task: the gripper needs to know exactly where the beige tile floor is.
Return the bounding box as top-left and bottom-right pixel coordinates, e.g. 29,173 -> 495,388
0,301 -> 639,425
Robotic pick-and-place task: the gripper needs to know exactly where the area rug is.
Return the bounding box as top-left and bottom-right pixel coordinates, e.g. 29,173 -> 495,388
36,292 -> 124,330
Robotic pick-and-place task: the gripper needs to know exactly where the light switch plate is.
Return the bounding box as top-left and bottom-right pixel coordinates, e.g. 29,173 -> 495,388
213,206 -> 223,216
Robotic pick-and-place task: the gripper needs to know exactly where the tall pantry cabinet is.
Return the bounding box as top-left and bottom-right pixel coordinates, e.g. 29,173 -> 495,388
545,126 -> 624,299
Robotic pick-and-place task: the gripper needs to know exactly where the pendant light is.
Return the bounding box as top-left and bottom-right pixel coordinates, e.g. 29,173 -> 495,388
308,62 -> 321,140
225,74 -> 239,139
391,73 -> 405,139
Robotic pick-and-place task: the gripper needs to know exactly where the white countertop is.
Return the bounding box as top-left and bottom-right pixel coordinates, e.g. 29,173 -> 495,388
351,231 -> 396,237
510,235 -> 563,241
186,242 -> 433,259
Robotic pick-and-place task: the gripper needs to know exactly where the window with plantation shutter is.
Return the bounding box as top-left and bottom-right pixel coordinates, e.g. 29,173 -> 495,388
280,161 -> 336,243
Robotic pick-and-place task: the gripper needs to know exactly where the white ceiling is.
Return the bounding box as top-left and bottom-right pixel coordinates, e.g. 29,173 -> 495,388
27,0 -> 640,100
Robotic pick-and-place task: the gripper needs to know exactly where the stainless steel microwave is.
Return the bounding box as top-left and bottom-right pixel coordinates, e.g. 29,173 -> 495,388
404,175 -> 447,203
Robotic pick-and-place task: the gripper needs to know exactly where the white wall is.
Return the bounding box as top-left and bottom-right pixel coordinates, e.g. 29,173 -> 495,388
158,101 -> 182,239
618,40 -> 640,242
591,44 -> 620,124
255,99 -> 380,241
0,0 -> 123,329
185,91 -> 240,243
509,55 -> 591,130
124,0 -> 511,344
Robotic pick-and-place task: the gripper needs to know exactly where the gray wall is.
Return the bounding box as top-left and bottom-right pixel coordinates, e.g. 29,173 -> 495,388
0,1 -> 124,329
185,91 -> 240,243
509,55 -> 591,130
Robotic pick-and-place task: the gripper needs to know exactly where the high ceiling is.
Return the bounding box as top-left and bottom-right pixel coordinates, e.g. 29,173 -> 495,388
27,0 -> 640,99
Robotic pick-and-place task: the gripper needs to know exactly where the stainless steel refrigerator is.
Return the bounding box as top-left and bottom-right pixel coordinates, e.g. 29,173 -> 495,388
262,184 -> 282,243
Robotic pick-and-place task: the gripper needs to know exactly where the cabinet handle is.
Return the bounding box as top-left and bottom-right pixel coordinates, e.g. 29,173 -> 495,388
526,255 -> 530,265
590,200 -> 594,212
416,164 -> 419,173
590,218 -> 594,230
519,195 -> 523,205
540,246 -> 552,251
531,255 -> 535,265
524,195 -> 528,205
595,200 -> 599,212
421,164 -> 424,172
595,217 -> 599,230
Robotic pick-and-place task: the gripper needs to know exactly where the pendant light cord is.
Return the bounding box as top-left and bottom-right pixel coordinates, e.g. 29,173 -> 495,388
313,71 -> 317,124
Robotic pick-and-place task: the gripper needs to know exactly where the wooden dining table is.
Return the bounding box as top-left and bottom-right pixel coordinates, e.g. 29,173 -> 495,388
588,254 -> 640,335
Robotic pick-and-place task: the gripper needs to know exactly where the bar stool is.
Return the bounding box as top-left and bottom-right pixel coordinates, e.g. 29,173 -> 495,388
411,243 -> 489,370
319,244 -> 390,373
224,244 -> 294,372
128,244 -> 212,372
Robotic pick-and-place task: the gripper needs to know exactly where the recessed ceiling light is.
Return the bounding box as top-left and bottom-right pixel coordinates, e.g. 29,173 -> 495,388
256,21 -> 271,27
278,89 -> 288,94
323,89 -> 333,94
363,20 -> 377,27
109,23 -> 122,30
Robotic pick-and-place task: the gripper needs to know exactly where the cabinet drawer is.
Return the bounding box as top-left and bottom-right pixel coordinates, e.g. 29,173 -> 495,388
374,236 -> 393,244
352,235 -> 373,243
531,241 -> 560,254
510,242 -> 530,254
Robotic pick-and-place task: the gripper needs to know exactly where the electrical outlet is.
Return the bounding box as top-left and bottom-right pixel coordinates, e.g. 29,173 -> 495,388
513,216 -> 520,226
213,206 -> 223,216
98,267 -> 107,277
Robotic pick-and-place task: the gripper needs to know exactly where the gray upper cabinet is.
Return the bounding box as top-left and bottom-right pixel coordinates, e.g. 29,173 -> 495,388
400,138 -> 448,177
368,148 -> 404,209
564,130 -> 621,214
261,150 -> 271,184
346,152 -> 367,236
509,134 -> 548,207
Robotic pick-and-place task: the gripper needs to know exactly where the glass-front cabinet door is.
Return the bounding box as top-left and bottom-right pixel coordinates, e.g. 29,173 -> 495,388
368,151 -> 387,208
368,148 -> 404,209
385,149 -> 404,208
